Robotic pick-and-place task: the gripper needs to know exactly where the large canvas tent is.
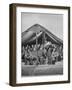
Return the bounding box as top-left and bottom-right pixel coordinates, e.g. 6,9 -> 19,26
22,24 -> 63,46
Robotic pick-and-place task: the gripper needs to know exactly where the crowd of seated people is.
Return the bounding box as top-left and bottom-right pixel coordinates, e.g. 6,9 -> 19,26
21,43 -> 63,65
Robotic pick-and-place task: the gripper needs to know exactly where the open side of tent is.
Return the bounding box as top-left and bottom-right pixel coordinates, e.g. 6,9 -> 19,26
22,24 -> 63,46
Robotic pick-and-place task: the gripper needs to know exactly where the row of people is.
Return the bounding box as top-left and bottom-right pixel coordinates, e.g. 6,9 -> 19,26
22,44 -> 63,65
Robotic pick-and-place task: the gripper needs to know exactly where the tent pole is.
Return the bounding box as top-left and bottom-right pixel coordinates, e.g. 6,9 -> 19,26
36,32 -> 38,65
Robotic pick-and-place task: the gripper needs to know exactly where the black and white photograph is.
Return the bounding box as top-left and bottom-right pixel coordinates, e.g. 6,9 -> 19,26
21,13 -> 63,76
9,3 -> 70,86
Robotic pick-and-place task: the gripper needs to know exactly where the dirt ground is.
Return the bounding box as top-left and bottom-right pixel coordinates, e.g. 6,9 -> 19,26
21,60 -> 63,76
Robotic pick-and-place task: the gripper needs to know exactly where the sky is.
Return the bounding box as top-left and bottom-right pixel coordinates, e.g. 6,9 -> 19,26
21,12 -> 63,40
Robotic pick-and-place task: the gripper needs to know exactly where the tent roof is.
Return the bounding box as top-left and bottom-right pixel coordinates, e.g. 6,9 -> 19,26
22,24 -> 63,46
